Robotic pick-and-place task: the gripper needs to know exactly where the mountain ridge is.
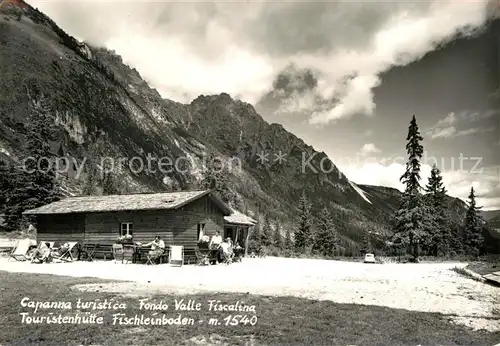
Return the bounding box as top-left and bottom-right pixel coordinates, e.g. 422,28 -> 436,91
1,0 -> 486,251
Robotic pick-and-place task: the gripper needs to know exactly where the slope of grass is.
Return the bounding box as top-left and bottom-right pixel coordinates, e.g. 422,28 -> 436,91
0,271 -> 498,345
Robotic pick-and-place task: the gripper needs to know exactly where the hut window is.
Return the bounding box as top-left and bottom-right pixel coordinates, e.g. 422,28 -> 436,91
120,222 -> 133,237
197,223 -> 205,241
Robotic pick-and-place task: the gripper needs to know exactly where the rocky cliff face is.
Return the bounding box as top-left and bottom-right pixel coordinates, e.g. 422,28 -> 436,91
0,1 -> 468,248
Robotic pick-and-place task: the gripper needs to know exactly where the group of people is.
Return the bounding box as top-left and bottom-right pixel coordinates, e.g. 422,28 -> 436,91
30,242 -> 70,263
140,233 -> 242,264
207,231 -> 243,263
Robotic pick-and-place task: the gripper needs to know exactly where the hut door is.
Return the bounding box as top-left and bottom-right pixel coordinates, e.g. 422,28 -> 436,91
225,227 -> 234,241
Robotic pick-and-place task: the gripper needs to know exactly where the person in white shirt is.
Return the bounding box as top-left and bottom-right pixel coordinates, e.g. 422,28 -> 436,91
218,238 -> 233,263
219,240 -> 230,254
209,231 -> 223,249
31,242 -> 51,263
144,236 -> 165,258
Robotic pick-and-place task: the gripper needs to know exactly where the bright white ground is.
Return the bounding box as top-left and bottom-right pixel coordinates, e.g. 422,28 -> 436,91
1,257 -> 498,331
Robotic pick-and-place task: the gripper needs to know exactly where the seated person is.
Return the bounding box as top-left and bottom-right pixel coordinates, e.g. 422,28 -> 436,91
209,231 -> 223,250
143,236 -> 165,258
218,238 -> 234,262
233,242 -> 244,260
52,242 -> 70,257
198,235 -> 210,253
31,242 -> 52,263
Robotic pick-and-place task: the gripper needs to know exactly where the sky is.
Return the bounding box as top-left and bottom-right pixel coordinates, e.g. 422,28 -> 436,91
28,0 -> 500,210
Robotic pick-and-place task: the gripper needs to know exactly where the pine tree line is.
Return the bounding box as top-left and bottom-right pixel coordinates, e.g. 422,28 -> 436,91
245,115 -> 490,260
247,191 -> 344,259
247,213 -> 295,257
391,115 -> 486,260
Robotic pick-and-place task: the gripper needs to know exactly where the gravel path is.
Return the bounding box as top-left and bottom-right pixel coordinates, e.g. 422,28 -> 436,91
1,257 -> 498,331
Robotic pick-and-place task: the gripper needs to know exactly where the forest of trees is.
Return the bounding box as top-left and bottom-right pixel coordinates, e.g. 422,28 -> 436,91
391,115 -> 485,260
246,115 -> 489,260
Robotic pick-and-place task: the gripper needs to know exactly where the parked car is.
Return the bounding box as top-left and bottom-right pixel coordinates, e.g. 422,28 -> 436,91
364,253 -> 375,263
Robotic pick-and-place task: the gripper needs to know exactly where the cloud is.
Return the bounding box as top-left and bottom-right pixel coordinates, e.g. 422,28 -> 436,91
261,65 -> 322,116
427,126 -> 495,139
435,112 -> 457,127
359,143 -> 381,156
28,0 -> 494,119
429,126 -> 457,139
435,111 -> 498,125
426,110 -> 497,139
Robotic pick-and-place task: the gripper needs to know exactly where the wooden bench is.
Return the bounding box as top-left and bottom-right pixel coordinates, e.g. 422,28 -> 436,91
79,244 -> 113,261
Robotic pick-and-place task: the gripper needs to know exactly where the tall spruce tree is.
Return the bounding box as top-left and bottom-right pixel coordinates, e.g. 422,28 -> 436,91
248,208 -> 261,252
247,222 -> 261,253
313,207 -> 337,257
362,231 -> 372,254
0,159 -> 12,212
424,164 -> 450,256
4,96 -> 61,230
81,157 -> 99,196
284,228 -> 293,251
463,186 -> 484,256
261,214 -> 272,247
449,221 -> 464,254
102,172 -> 119,195
201,153 -> 237,206
273,220 -> 283,250
392,115 -> 428,260
295,191 -> 312,252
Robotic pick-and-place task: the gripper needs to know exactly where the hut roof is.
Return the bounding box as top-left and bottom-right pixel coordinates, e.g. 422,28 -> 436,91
23,190 -> 232,215
22,190 -> 257,226
224,208 -> 258,226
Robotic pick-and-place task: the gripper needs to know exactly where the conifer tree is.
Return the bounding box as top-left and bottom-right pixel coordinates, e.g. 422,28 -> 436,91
313,207 -> 337,257
261,213 -> 272,247
392,115 -> 428,260
81,157 -> 99,196
201,152 -> 237,206
248,208 -> 261,251
295,191 -> 312,252
4,96 -> 61,230
102,172 -> 119,195
0,159 -> 12,211
463,186 -> 484,256
362,231 -> 372,254
424,164 -> 450,256
273,219 -> 283,250
449,222 -> 464,254
284,228 -> 293,251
